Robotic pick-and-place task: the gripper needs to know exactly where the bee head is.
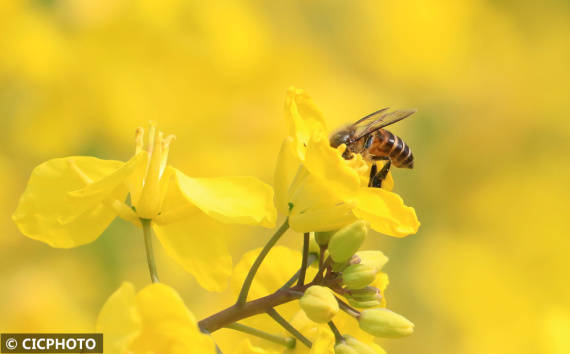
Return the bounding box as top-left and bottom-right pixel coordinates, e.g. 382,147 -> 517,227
329,127 -> 352,148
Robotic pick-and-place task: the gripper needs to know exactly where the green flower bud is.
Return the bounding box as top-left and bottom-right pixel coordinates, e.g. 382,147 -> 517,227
334,343 -> 357,354
355,250 -> 388,272
334,336 -> 376,354
332,254 -> 360,273
299,285 -> 339,323
309,233 -> 320,254
349,286 -> 381,301
342,264 -> 377,290
358,308 -> 414,338
347,297 -> 381,309
328,221 -> 367,263
315,230 -> 336,245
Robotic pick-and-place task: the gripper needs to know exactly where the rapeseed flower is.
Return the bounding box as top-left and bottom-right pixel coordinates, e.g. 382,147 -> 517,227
96,282 -> 216,354
12,123 -> 276,291
274,87 -> 419,236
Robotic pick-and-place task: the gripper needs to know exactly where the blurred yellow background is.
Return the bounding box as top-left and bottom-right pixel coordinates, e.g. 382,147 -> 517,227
1,0 -> 569,353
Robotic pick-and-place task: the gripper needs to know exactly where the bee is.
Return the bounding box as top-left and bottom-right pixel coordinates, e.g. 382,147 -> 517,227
329,108 -> 416,188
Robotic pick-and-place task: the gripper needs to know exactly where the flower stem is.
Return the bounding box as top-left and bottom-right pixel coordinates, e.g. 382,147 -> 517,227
280,253 -> 317,290
267,308 -> 312,348
328,321 -> 344,344
236,219 -> 289,306
200,287 -> 305,332
226,322 -> 296,349
335,296 -> 361,318
297,232 -> 310,286
140,218 -> 159,283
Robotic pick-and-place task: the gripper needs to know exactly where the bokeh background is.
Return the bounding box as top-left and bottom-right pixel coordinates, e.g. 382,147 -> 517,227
1,0 -> 569,353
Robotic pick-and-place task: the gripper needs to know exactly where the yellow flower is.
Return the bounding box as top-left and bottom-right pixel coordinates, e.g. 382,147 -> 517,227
274,87 -> 419,237
96,282 -> 216,354
12,123 -> 276,291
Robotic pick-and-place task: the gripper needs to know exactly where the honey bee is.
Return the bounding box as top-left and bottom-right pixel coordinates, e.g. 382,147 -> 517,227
329,108 -> 416,188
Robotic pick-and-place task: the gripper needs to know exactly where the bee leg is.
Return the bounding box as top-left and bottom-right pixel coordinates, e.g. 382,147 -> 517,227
368,163 -> 378,187
371,160 -> 392,188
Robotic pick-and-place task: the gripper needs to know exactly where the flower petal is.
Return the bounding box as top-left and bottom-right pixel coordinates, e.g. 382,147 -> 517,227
288,172 -> 357,233
96,282 -> 141,354
230,245 -> 304,300
274,138 -> 301,215
285,86 -> 327,157
98,282 -> 216,354
173,168 -> 276,228
12,155 -> 141,248
309,325 -> 335,354
153,214 -> 232,292
303,135 -> 360,201
353,188 -> 420,237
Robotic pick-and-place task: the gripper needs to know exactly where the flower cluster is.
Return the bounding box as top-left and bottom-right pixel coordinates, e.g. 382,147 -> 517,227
12,87 -> 420,353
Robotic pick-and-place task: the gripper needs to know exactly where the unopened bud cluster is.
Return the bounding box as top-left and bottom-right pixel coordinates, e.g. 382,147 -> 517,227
302,220 -> 415,341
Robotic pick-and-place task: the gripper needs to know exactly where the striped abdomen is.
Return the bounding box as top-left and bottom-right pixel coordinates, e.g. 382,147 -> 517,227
368,129 -> 414,168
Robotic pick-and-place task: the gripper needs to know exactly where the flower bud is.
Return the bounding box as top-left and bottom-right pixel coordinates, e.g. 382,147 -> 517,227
347,297 -> 381,309
309,233 -> 320,254
328,221 -> 367,263
358,308 -> 414,338
349,286 -> 381,301
355,250 -> 388,272
315,230 -> 336,245
299,285 -> 339,323
342,264 -> 377,290
334,343 -> 357,354
334,336 -> 376,354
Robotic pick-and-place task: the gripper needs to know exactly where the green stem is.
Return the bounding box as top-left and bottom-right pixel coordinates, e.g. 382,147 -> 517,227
226,323 -> 295,349
281,254 -> 317,290
297,232 -> 310,286
267,308 -> 312,348
328,321 -> 344,344
236,219 -> 289,306
141,218 -> 159,283
335,296 -> 361,318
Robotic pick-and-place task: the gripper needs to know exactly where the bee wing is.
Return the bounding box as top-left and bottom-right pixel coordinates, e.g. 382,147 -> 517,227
351,107 -> 390,127
353,109 -> 417,141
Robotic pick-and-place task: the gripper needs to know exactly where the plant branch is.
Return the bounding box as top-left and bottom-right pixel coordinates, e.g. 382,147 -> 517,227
297,233 -> 310,286
335,296 -> 361,318
226,322 -> 295,349
236,219 -> 289,306
140,218 -> 159,283
200,285 -> 307,333
267,308 -> 312,348
328,321 -> 344,344
281,254 -> 317,290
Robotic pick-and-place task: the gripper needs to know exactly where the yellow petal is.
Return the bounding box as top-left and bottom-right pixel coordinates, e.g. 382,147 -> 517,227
353,188 -> 420,237
288,173 -> 357,233
303,135 -> 360,201
173,168 -> 277,228
274,138 -> 302,214
231,245 -> 304,300
285,86 -> 327,157
132,283 -> 216,353
235,339 -> 278,354
309,325 -> 335,354
96,282 -> 141,354
153,214 -> 232,292
98,282 -> 216,354
12,156 -> 137,248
